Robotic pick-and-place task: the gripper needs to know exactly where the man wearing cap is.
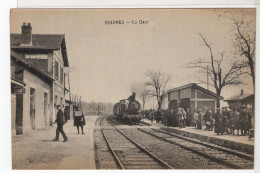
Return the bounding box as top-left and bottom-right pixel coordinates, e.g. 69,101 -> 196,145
53,105 -> 68,142
239,105 -> 250,136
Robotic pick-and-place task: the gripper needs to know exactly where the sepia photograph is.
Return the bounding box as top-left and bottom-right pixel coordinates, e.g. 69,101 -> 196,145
10,8 -> 255,170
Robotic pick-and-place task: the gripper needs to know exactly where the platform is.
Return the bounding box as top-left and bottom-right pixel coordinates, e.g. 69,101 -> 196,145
141,119 -> 254,154
12,116 -> 98,169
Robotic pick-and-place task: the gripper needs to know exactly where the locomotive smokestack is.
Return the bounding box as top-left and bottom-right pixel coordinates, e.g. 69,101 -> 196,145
132,92 -> 136,100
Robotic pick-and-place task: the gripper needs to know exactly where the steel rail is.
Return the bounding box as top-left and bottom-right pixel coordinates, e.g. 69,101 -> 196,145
108,121 -> 174,169
151,128 -> 254,161
137,128 -> 245,169
101,127 -> 125,169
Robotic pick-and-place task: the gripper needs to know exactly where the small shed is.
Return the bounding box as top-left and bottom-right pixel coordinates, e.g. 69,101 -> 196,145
224,90 -> 254,114
167,83 -> 223,113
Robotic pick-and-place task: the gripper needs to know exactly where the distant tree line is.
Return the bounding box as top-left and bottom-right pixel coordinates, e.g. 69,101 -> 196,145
81,101 -> 114,115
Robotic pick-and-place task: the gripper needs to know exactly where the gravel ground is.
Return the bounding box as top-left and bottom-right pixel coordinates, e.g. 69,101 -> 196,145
121,128 -> 230,169
94,129 -> 118,169
140,128 -> 254,169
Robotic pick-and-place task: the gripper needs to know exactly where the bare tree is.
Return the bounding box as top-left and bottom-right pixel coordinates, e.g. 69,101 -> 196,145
139,89 -> 149,111
189,34 -> 247,108
224,10 -> 256,87
145,71 -> 170,111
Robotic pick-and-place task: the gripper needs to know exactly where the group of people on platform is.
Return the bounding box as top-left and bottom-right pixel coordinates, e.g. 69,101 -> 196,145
212,105 -> 252,136
141,105 -> 253,136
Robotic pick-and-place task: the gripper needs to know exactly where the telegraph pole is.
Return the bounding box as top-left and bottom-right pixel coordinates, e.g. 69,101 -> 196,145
207,65 -> 209,90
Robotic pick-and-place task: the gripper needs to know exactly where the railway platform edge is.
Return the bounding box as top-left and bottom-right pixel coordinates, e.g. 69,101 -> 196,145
141,119 -> 254,155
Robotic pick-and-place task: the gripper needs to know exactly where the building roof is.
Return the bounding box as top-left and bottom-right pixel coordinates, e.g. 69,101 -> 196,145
167,83 -> 224,100
11,78 -> 26,87
224,93 -> 254,102
11,50 -> 55,83
10,34 -> 69,67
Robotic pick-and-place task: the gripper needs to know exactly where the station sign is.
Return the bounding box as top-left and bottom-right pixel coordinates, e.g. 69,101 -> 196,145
14,87 -> 26,94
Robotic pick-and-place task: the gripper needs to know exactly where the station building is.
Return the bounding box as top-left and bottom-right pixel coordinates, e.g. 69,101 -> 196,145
167,83 -> 224,113
11,22 -> 70,135
224,89 -> 254,113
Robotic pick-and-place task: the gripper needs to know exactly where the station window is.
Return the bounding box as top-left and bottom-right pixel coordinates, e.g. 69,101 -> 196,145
55,60 -> 59,80
60,66 -> 63,84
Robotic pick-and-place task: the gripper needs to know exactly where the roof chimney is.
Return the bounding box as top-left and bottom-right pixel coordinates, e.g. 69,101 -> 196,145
241,89 -> 244,95
21,22 -> 32,46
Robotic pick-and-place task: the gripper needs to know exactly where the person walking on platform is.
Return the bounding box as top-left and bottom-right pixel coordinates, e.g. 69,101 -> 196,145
73,109 -> 86,134
239,105 -> 250,136
214,108 -> 224,135
53,105 -> 68,142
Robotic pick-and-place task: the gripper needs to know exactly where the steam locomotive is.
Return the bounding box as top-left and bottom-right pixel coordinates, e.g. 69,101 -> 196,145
113,93 -> 142,124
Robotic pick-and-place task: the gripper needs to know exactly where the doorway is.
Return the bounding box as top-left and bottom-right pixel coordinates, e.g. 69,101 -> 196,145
44,92 -> 48,126
30,88 -> 36,129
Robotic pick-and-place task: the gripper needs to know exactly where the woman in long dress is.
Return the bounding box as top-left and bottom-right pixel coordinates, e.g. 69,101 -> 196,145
73,109 -> 86,134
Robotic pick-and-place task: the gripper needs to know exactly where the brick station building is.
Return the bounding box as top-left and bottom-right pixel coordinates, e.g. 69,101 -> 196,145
11,22 -> 70,135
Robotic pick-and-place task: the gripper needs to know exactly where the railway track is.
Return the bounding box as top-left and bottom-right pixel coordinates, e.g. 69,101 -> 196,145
137,128 -> 254,169
102,123 -> 173,169
95,115 -> 112,127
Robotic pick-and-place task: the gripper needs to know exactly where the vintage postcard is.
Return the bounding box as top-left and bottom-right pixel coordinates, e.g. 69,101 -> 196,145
10,9 -> 255,170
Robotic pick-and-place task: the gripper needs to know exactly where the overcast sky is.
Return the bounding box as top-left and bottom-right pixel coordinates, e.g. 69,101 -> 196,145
10,9 -> 255,104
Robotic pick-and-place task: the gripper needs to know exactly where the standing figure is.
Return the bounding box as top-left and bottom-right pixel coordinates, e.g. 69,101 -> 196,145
233,107 -> 240,135
229,109 -> 235,135
213,108 -> 224,135
186,109 -> 192,126
53,105 -> 68,142
239,105 -> 249,136
204,107 -> 211,131
150,109 -> 154,123
227,109 -> 233,134
197,109 -> 203,129
177,108 -> 183,128
73,109 -> 86,134
182,108 -> 187,128
222,107 -> 229,134
194,109 -> 199,129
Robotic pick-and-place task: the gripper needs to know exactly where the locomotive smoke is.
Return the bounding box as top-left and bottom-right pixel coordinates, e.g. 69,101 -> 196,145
130,81 -> 146,99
